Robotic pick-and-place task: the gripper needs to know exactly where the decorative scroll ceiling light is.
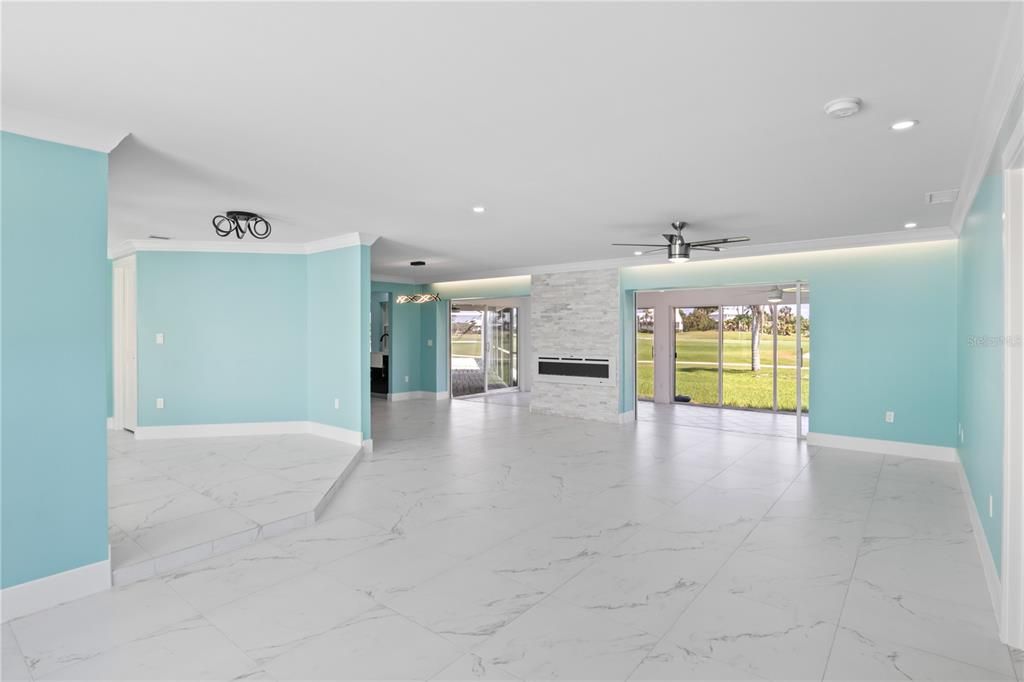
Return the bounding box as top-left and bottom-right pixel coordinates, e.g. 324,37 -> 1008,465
396,293 -> 441,304
212,211 -> 272,240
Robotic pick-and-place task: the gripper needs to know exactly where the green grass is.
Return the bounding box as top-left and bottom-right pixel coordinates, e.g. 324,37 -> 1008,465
635,331 -> 810,368
636,331 -> 809,412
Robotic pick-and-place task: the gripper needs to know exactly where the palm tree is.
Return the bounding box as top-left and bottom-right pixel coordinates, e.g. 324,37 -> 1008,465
749,305 -> 764,371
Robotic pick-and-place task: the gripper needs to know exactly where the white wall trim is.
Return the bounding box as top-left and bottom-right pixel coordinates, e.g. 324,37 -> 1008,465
388,391 -> 449,401
1,554 -> 111,622
1,113 -> 128,153
950,1 -> 1024,234
133,421 -> 364,446
807,432 -> 957,462
305,421 -> 365,447
955,453 -> 1003,633
107,232 -> 378,260
1001,165 -> 1024,648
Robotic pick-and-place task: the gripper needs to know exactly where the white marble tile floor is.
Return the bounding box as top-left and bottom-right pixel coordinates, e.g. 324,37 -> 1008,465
106,430 -> 361,585
4,399 -> 1012,680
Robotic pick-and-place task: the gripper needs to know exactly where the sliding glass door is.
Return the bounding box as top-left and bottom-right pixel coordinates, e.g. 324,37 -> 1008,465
451,303 -> 519,398
486,307 -> 518,391
673,306 -> 720,405
668,301 -> 810,414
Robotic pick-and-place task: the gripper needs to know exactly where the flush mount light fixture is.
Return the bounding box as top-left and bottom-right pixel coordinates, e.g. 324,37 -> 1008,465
767,287 -> 784,303
823,97 -> 862,119
212,211 -> 271,240
472,206 -> 485,213
396,293 -> 441,304
904,222 -> 918,229
410,260 -> 426,266
890,120 -> 918,131
633,250 -> 643,256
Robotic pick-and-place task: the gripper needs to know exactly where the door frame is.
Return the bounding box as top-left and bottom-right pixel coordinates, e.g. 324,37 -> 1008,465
1000,113 -> 1024,649
111,255 -> 138,432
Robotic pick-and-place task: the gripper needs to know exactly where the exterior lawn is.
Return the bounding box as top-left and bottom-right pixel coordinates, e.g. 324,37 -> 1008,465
636,331 -> 809,412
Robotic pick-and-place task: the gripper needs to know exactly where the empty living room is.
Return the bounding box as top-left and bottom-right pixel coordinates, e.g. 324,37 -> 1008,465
2,1 -> 1024,680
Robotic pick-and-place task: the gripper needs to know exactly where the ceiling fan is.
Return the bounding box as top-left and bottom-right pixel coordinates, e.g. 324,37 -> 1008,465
613,221 -> 750,262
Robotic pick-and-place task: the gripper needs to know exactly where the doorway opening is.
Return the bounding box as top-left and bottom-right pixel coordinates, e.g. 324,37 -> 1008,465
450,301 -> 522,399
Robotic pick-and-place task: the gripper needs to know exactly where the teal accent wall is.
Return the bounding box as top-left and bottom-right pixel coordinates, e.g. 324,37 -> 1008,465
135,252 -> 308,426
957,174 -> 1005,571
621,241 -> 959,447
371,281 -> 428,394
1,133 -> 109,588
308,246 -> 371,437
432,276 -> 531,300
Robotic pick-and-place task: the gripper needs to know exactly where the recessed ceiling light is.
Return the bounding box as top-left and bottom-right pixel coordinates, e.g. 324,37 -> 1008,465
472,206 -> 485,213
890,120 -> 918,131
410,260 -> 426,266
634,251 -> 643,256
904,222 -> 918,229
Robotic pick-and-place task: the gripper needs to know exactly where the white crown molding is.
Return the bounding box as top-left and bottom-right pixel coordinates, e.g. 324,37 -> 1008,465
426,226 -> 956,284
950,1 -> 1024,235
108,232 -> 377,260
1,553 -> 111,622
2,110 -> 128,153
807,431 -> 957,462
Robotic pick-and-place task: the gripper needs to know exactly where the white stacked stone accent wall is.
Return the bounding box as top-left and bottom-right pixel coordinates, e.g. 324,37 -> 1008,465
530,268 -> 623,423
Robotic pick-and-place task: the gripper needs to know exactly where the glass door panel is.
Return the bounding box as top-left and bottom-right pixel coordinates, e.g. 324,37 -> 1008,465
770,302 -> 810,412
451,305 -> 485,397
674,306 -> 719,404
636,308 -> 654,401
486,307 -> 518,391
722,304 -> 775,410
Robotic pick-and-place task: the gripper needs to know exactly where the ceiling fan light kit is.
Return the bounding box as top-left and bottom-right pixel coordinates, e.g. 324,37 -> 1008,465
612,220 -> 750,263
212,210 -> 272,240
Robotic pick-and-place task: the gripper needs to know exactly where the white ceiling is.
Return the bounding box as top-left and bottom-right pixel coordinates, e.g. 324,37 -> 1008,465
2,2 -> 1014,281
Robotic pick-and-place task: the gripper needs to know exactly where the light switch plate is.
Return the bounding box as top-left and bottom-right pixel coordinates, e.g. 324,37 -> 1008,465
884,411 -> 895,424
156,333 -> 164,345
156,398 -> 164,409
427,339 -> 433,347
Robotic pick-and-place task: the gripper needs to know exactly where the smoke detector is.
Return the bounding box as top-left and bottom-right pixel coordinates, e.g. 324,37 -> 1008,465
823,97 -> 863,119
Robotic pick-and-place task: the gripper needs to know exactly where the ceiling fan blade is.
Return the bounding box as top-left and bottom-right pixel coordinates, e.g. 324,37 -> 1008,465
641,247 -> 665,254
688,236 -> 750,247
691,246 -> 722,252
612,243 -> 666,247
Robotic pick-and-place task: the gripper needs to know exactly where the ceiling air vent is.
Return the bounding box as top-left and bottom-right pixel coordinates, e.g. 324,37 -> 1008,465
148,235 -> 171,240
926,189 -> 959,205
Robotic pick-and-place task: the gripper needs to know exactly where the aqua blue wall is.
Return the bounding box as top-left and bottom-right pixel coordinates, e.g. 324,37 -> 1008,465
432,276 -> 530,300
1,133 -> 109,588
308,246 -> 371,437
135,252 -> 308,426
621,241 -> 959,447
371,281 -> 428,394
957,174 -> 1005,571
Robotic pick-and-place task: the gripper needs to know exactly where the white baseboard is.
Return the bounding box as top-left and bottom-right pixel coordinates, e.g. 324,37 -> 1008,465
618,410 -> 636,424
807,432 -> 957,462
1,554 -> 111,622
305,421 -> 364,447
134,421 -> 365,447
388,391 -> 449,402
956,452 -> 1003,627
